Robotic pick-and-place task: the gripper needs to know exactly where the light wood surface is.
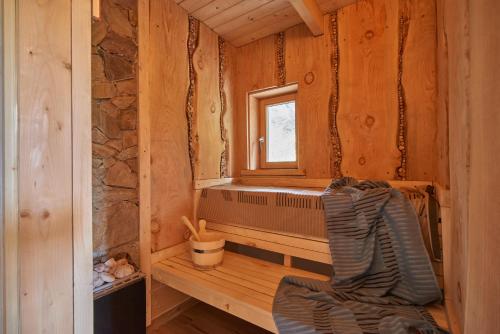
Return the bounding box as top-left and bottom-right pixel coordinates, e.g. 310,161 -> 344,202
151,279 -> 192,321
285,18 -> 332,178
464,1 -> 500,332
234,1 -> 441,182
337,0 -> 400,179
194,23 -> 225,180
153,250 -> 449,333
148,0 -> 236,251
439,0 -> 500,333
176,0 -> 360,46
3,0 -> 19,331
71,1 -> 93,332
139,0 -> 153,325
19,0 -> 74,332
92,0 -> 100,18
441,0 -> 470,330
149,0 -> 193,251
148,301 -> 269,334
403,0 -> 438,182
289,0 -> 325,36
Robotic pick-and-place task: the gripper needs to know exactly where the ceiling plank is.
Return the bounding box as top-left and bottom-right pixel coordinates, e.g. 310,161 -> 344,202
214,0 -> 291,37
205,0 -> 273,29
317,0 -> 361,13
178,0 -> 214,13
288,0 -> 324,36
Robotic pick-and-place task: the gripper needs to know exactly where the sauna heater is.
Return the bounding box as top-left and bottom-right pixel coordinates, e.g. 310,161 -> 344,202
94,273 -> 146,334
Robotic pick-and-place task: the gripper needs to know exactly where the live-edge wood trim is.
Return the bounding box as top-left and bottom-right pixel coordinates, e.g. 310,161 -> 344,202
396,2 -> 410,180
138,0 -> 152,326
186,16 -> 200,180
328,11 -> 342,179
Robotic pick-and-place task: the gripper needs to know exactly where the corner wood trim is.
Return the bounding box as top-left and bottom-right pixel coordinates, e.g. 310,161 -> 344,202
329,11 -> 342,179
275,31 -> 286,86
186,16 -> 200,180
396,5 -> 410,180
218,37 -> 230,178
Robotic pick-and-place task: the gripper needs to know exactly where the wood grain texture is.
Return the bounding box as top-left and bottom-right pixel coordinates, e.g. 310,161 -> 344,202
337,0 -> 400,179
234,35 -> 277,173
139,0 -> 152,325
289,0 -> 325,36
19,0 -> 74,331
233,0 -> 440,181
285,18 -> 332,179
194,23 -> 225,180
3,0 -> 20,331
149,302 -> 269,334
441,0 -> 470,329
442,0 -> 500,333
435,0 -> 450,189
149,0 -> 232,251
403,0 -> 438,181
149,0 -> 193,251
71,1 -> 93,332
180,0 -> 361,47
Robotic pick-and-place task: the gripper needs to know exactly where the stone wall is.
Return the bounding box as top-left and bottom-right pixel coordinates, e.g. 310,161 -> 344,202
92,0 -> 139,264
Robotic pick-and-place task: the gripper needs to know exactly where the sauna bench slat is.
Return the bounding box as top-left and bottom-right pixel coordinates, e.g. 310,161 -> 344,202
151,250 -> 449,333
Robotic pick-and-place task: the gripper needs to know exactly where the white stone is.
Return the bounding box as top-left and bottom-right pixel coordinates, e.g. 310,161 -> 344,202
104,258 -> 117,273
101,272 -> 116,283
114,264 -> 134,279
94,263 -> 106,273
94,277 -> 104,288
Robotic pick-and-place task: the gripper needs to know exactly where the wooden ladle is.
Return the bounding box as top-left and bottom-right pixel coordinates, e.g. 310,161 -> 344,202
198,219 -> 207,238
181,216 -> 201,241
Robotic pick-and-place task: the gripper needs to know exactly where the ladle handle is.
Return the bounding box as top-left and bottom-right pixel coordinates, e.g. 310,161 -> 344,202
199,219 -> 207,235
181,216 -> 201,241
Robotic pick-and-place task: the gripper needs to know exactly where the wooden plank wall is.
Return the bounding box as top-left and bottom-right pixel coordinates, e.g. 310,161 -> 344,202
438,0 -> 500,332
146,0 -> 236,321
17,0 -> 93,332
234,0 -> 445,182
19,1 -> 74,332
148,0 -> 235,252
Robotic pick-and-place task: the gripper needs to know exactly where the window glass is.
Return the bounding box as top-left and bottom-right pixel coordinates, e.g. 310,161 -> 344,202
266,101 -> 296,162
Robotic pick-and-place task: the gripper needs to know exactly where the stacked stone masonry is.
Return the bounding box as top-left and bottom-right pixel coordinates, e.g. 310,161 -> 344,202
92,0 -> 139,264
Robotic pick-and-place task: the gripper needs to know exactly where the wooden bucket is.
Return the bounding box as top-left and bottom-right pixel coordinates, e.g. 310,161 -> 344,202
189,233 -> 225,270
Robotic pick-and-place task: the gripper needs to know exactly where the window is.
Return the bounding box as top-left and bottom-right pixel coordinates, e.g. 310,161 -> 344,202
259,93 -> 297,169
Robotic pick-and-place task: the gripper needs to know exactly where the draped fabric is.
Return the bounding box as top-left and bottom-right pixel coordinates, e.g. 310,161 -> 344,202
273,178 -> 446,334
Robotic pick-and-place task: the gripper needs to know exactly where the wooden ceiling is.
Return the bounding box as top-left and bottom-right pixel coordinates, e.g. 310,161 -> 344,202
175,0 -> 359,47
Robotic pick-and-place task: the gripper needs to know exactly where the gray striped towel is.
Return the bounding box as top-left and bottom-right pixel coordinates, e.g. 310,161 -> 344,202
273,178 -> 446,334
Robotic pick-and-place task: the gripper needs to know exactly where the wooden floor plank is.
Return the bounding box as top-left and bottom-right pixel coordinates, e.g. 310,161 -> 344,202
148,302 -> 271,334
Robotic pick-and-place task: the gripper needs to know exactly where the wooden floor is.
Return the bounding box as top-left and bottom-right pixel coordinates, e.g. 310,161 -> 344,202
148,302 -> 270,334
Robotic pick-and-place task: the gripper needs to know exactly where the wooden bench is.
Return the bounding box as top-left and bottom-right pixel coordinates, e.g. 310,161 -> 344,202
152,222 -> 449,333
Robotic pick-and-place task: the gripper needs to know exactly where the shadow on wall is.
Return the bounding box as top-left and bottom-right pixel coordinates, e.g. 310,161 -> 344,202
91,0 -> 139,264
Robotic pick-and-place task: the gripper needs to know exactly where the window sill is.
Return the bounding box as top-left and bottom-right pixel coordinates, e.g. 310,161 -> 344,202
240,169 -> 306,177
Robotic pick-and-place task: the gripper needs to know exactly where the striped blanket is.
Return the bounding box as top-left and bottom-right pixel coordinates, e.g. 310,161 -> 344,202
273,178 -> 446,334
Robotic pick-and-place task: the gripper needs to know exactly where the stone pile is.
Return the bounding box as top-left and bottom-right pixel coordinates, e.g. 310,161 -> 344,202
92,0 -> 139,263
93,256 -> 136,289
